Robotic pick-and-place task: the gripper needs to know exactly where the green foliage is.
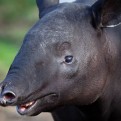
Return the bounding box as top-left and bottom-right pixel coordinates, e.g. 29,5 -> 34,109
0,0 -> 37,23
0,37 -> 19,80
0,37 -> 19,70
0,0 -> 38,80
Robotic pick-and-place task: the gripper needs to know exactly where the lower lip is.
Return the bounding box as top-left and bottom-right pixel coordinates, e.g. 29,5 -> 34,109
16,101 -> 37,115
16,93 -> 58,115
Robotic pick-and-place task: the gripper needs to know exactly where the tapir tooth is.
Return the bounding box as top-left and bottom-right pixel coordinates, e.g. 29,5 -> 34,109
20,107 -> 26,112
25,101 -> 34,107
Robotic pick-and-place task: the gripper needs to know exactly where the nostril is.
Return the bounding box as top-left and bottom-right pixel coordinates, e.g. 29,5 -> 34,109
2,91 -> 16,102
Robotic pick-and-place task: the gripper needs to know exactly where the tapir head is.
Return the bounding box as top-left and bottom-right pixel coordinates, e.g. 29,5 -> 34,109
0,0 -> 121,116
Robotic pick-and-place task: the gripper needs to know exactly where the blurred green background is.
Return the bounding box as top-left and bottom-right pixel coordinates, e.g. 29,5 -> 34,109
0,0 -> 38,80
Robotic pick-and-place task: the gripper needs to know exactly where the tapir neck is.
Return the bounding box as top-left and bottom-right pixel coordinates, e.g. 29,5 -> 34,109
80,70 -> 121,121
78,26 -> 121,121
98,72 -> 121,121
98,25 -> 121,121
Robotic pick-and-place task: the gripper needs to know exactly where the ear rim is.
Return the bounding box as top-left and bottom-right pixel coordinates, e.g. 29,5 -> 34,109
91,0 -> 121,28
36,0 -> 59,18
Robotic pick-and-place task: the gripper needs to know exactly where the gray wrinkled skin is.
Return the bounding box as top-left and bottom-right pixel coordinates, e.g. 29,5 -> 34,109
0,0 -> 121,121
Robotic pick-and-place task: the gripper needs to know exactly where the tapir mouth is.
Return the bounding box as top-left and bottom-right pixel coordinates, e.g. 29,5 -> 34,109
16,93 -> 58,116
17,100 -> 36,115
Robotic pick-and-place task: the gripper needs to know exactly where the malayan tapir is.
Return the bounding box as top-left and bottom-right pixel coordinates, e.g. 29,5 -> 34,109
0,0 -> 121,121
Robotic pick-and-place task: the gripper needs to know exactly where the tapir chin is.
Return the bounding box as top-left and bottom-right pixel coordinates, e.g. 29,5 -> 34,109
0,0 -> 121,121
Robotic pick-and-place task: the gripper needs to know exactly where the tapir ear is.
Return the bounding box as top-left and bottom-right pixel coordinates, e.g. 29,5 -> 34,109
36,0 -> 59,18
92,0 -> 121,28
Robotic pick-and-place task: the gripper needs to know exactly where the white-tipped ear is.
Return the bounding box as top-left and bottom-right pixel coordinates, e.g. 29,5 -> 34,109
36,0 -> 59,18
76,0 -> 97,6
60,0 -> 75,3
103,22 -> 121,28
92,0 -> 121,28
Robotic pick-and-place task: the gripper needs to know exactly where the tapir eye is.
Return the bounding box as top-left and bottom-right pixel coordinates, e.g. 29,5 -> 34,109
64,55 -> 73,64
